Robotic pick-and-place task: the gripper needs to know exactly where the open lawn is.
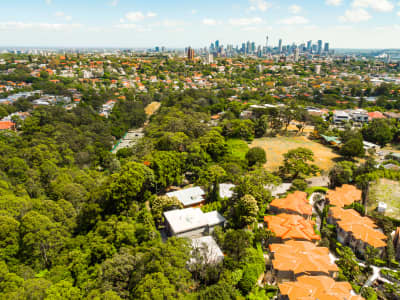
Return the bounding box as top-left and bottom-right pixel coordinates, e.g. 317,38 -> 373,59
226,139 -> 249,161
145,102 -> 161,116
250,136 -> 340,172
368,178 -> 400,220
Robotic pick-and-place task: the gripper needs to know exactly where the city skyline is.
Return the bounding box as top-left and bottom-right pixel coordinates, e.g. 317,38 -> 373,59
1,0 -> 400,48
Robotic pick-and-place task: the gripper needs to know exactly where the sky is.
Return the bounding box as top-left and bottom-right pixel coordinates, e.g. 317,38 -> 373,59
0,0 -> 400,49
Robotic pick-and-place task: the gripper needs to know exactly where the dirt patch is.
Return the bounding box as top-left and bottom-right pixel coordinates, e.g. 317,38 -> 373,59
145,102 -> 161,116
368,178 -> 400,219
250,136 -> 340,173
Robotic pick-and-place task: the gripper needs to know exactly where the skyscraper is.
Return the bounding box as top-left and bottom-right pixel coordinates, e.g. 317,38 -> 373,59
317,40 -> 323,54
187,47 -> 195,61
278,39 -> 283,53
324,42 -> 329,53
215,40 -> 220,51
307,40 -> 312,52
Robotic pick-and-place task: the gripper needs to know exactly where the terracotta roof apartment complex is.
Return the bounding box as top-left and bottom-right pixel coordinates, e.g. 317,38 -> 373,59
279,276 -> 364,300
264,214 -> 320,242
269,191 -> 312,217
269,241 -> 339,278
326,184 -> 362,208
329,207 -> 387,248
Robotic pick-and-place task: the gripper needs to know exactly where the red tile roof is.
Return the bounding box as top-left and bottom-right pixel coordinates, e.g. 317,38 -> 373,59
264,214 -> 320,241
270,191 -> 312,216
269,241 -> 339,275
279,276 -> 363,300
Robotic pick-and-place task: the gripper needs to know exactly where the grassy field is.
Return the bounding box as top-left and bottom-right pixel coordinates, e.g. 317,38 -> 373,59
145,102 -> 161,116
250,136 -> 339,172
226,139 -> 249,160
368,178 -> 400,219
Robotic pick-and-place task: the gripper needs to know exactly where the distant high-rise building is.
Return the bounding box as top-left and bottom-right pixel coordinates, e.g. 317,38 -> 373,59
187,47 -> 195,60
315,64 -> 321,74
307,40 -> 312,52
294,48 -> 299,62
205,53 -> 214,64
324,42 -> 329,53
155,46 -> 160,52
251,42 -> 256,53
215,40 -> 220,51
278,39 -> 283,53
317,40 -> 323,54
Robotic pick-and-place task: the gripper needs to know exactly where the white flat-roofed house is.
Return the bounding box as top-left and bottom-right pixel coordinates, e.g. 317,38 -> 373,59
333,111 -> 350,124
219,183 -> 235,199
166,187 -> 205,208
189,236 -> 224,265
164,207 -> 226,238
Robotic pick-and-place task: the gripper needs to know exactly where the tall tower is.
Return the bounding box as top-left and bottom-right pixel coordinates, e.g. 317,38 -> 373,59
266,36 -> 269,49
187,47 -> 195,61
278,39 -> 283,53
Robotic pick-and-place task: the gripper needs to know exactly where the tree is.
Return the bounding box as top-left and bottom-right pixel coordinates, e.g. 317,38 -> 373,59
150,151 -> 185,190
0,215 -> 20,262
362,119 -> 393,147
45,280 -> 82,300
336,246 -> 362,283
198,130 -> 228,160
107,162 -> 154,213
329,161 -> 355,188
245,147 -> 267,167
134,272 -> 179,300
198,165 -> 226,203
232,195 -> 259,228
151,195 -> 183,224
254,115 -> 268,138
279,148 -> 320,180
340,138 -> 365,158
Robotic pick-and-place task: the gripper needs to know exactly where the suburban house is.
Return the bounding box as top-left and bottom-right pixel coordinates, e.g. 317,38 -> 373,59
218,183 -> 235,199
264,214 -> 320,243
0,121 -> 15,131
164,207 -> 226,238
326,185 -> 362,208
166,187 -> 206,208
350,109 -> 369,123
269,191 -> 312,219
333,110 -> 350,124
269,241 -> 339,282
328,207 -> 387,255
189,236 -> 224,265
278,276 -> 363,300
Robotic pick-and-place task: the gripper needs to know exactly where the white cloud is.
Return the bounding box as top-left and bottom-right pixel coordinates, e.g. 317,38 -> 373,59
45,0 -> 52,4
278,15 -> 309,25
113,23 -> 151,32
326,0 -> 343,6
191,9 -> 198,14
339,8 -> 372,22
289,4 -> 302,14
125,12 -> 145,22
0,22 -> 82,31
398,10 -> 400,15
54,12 -> 72,21
162,19 -> 185,27
124,11 -> 157,23
229,17 -> 263,26
304,25 -> 318,30
202,18 -> 217,25
249,0 -> 271,12
110,0 -> 118,6
352,0 -> 394,12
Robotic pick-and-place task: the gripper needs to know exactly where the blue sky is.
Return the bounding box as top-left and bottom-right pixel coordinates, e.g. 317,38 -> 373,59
0,0 -> 399,48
